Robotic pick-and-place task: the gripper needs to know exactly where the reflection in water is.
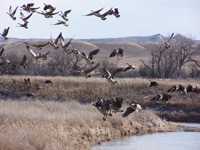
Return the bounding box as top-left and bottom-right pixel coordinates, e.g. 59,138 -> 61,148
92,123 -> 200,150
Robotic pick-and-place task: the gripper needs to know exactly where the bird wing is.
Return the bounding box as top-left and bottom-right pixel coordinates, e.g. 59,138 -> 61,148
89,49 -> 99,60
101,8 -> 113,17
81,52 -> 88,58
24,13 -> 33,20
109,49 -> 117,57
19,55 -> 27,66
20,12 -> 25,19
0,48 -> 5,57
63,38 -> 73,48
167,33 -> 174,43
12,6 -> 18,15
26,45 -> 37,57
159,34 -> 166,43
59,34 -> 65,46
114,8 -> 119,14
103,69 -> 111,77
85,7 -> 104,16
54,32 -> 62,44
84,64 -> 99,73
111,68 -> 124,79
27,3 -> 34,8
118,48 -> 123,55
8,6 -> 12,14
64,9 -> 71,16
122,107 -> 134,117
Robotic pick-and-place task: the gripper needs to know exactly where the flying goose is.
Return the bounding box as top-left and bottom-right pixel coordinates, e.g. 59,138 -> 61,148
0,27 -> 10,40
123,63 -> 135,71
103,68 -> 124,84
149,80 -> 158,87
81,49 -> 99,65
37,9 -> 59,18
43,3 -> 56,11
99,8 -> 113,20
85,7 -> 104,16
7,6 -> 18,20
59,10 -> 71,21
26,42 -> 50,50
122,103 -> 142,118
75,63 -> 99,78
60,34 -> 73,52
20,12 -> 33,23
50,33 -> 61,49
93,99 -> 112,121
107,97 -> 124,113
151,93 -> 172,102
26,45 -> 49,62
159,33 -> 174,49
53,20 -> 69,27
17,22 -> 28,29
109,48 -> 123,57
21,3 -> 40,12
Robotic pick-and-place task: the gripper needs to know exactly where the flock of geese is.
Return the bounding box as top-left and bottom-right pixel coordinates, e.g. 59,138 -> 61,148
1,3 -> 193,121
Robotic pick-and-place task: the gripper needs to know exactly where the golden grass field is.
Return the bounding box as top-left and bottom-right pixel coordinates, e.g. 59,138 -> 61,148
0,75 -> 199,149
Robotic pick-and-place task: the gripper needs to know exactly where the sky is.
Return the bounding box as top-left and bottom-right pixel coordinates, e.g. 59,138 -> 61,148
0,0 -> 200,40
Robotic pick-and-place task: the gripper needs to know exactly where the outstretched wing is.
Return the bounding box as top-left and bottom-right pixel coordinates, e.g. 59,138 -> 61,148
20,12 -> 25,19
0,47 -> 5,57
19,55 -> 27,66
159,34 -> 166,43
81,52 -> 88,58
118,48 -> 123,55
84,64 -> 99,73
8,6 -> 12,14
109,49 -> 117,57
122,107 -> 135,117
167,32 -> 174,43
111,68 -> 124,79
54,32 -> 62,44
12,6 -> 18,15
64,38 -> 73,48
103,69 -> 111,77
26,45 -> 37,57
89,49 -> 99,60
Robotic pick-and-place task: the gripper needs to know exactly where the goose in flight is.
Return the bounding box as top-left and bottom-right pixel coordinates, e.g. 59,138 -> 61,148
68,49 -> 82,55
21,3 -> 40,12
26,45 -> 49,62
0,27 -> 10,40
81,49 -> 99,65
103,68 -> 124,84
7,6 -> 18,20
151,93 -> 172,102
19,55 -> 27,68
75,63 -> 99,78
93,99 -> 112,121
50,33 -> 61,49
17,22 -> 28,29
43,3 -> 56,11
99,8 -> 113,20
53,20 -> 69,27
60,34 -> 73,52
85,7 -> 104,17
106,97 -> 124,113
159,33 -> 174,49
59,10 -> 71,21
122,103 -> 142,118
109,48 -> 123,57
20,12 -> 33,23
37,9 -> 59,18
25,42 -> 50,50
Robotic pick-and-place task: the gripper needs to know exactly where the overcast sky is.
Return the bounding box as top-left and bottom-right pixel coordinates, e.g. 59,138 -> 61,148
0,0 -> 200,40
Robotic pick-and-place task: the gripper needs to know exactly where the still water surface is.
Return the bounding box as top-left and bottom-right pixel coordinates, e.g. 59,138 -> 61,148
92,123 -> 200,150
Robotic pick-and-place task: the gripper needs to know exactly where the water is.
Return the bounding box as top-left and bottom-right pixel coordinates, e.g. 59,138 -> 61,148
92,123 -> 200,150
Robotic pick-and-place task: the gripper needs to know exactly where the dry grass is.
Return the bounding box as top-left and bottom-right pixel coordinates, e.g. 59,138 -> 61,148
1,75 -> 199,149
0,99 -> 176,150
